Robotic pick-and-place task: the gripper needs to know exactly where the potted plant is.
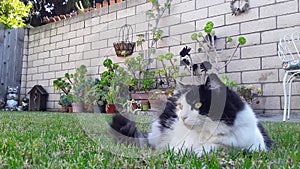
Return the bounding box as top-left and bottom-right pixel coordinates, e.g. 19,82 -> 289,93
101,58 -> 119,113
221,75 -> 262,105
58,95 -> 73,112
64,65 -> 88,113
113,24 -> 135,57
53,76 -> 72,112
84,78 -> 108,113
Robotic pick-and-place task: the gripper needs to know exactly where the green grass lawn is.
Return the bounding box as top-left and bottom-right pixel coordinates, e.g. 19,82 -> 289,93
0,111 -> 299,168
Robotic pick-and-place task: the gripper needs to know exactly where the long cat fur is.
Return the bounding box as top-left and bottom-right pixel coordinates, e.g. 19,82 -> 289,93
110,74 -> 273,156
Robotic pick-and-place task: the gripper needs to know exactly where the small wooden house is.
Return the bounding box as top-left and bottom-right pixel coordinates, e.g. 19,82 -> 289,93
28,85 -> 48,111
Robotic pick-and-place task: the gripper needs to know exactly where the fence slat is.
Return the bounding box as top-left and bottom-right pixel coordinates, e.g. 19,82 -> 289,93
0,27 -> 24,100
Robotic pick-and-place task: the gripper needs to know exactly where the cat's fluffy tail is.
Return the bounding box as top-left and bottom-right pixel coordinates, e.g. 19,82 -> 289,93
110,114 -> 149,147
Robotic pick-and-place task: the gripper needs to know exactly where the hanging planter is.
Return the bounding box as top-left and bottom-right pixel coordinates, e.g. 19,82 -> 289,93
113,24 -> 136,57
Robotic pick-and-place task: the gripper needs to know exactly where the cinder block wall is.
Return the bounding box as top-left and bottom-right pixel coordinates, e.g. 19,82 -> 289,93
21,0 -> 300,112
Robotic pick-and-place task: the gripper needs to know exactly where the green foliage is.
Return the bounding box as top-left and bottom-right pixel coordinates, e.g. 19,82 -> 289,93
58,95 -> 73,107
156,52 -> 180,87
221,75 -> 262,104
0,0 -> 32,29
53,77 -> 72,95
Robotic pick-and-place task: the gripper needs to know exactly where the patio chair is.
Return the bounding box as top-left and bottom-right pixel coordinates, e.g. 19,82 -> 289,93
278,32 -> 300,121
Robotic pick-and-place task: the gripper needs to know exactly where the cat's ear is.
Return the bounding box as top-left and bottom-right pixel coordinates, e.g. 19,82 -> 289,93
205,73 -> 225,89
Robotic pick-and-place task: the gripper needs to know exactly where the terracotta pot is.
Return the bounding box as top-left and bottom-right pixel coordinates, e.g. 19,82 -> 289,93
116,0 -> 122,2
68,106 -> 73,113
71,12 -> 77,17
61,106 -> 68,113
84,8 -> 89,13
130,92 -> 150,100
89,7 -> 94,11
132,102 -> 138,110
60,15 -> 66,19
65,14 -> 71,18
72,102 -> 84,113
110,0 -> 115,5
103,0 -> 109,7
96,3 -> 102,9
106,104 -> 116,113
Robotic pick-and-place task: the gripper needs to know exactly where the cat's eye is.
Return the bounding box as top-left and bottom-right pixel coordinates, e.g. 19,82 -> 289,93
177,103 -> 183,110
194,102 -> 202,109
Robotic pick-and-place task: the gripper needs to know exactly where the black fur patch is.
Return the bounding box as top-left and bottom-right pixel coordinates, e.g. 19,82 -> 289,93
185,84 -> 244,126
158,95 -> 179,132
257,122 -> 274,149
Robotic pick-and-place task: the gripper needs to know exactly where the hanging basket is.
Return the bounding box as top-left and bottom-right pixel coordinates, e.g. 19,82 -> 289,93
113,41 -> 136,57
113,24 -> 135,57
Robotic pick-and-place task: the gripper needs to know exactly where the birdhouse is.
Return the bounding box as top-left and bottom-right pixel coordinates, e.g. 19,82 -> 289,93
28,85 -> 48,111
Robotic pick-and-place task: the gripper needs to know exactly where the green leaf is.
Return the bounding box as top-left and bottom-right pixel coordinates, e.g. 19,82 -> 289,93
204,25 -> 213,34
227,36 -> 233,42
191,33 -> 198,41
238,36 -> 247,45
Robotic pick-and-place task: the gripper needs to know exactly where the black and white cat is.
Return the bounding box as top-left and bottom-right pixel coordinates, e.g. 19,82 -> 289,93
110,74 -> 273,156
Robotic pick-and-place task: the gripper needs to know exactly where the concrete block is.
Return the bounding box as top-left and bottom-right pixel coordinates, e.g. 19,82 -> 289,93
277,13 -> 300,28
227,58 -> 261,72
76,43 -> 92,53
209,2 -> 230,17
101,12 -> 117,23
55,55 -> 69,63
170,22 -> 195,36
260,0 -> 298,18
262,56 -> 282,69
182,8 -> 208,23
241,17 -> 276,34
63,31 -> 76,40
69,53 -> 83,61
91,23 -> 108,33
242,43 -> 277,58
57,25 -> 70,35
50,34 -> 63,43
70,21 -> 85,31
56,40 -> 70,49
84,33 -> 100,43
117,7 -> 136,19
196,0 -> 224,9
70,37 -> 84,46
136,2 -> 152,13
171,0 -> 195,15
38,51 -> 50,59
261,26 -> 300,43
50,49 -> 62,57
63,46 -> 76,55
196,15 -> 225,30
109,1 -> 126,12
62,62 -> 76,70
226,8 -> 259,25
242,69 -> 278,83
108,18 -> 127,29
92,40 -> 108,49
76,27 -> 91,37
83,50 -> 99,59
38,65 -> 50,73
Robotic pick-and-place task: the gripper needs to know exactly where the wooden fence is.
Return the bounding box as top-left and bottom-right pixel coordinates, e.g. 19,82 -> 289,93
0,27 -> 25,100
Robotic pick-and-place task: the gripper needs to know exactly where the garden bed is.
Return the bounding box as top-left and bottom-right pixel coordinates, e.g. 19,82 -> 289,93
0,111 -> 299,168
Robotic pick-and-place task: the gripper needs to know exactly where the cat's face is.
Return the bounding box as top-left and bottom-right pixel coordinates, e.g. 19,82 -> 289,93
175,74 -> 228,130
